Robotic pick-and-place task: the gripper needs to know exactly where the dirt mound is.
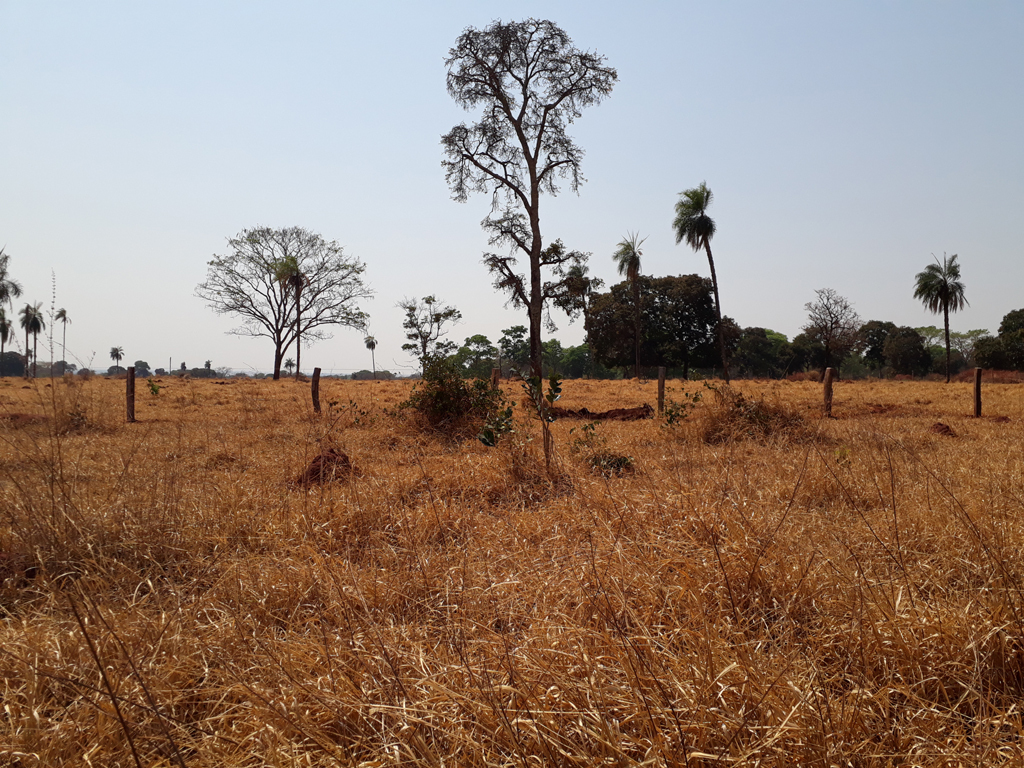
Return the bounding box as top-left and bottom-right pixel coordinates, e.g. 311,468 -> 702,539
929,422 -> 957,437
549,404 -> 654,421
296,447 -> 354,486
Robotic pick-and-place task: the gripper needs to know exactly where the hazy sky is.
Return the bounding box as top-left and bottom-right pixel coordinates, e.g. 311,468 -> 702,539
2,1 -> 1022,375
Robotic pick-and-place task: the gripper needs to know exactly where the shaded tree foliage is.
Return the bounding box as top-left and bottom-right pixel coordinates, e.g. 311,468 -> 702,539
442,19 -> 616,378
732,328 -> 792,379
197,227 -> 371,379
587,275 -> 718,378
883,327 -> 932,376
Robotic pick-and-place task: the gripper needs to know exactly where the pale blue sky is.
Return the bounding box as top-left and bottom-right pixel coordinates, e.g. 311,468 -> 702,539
2,1 -> 1021,374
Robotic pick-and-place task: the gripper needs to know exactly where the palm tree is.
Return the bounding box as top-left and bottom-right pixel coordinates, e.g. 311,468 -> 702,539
275,255 -> 310,378
19,302 -> 45,378
0,248 -> 23,309
364,335 -> 378,379
914,253 -> 968,383
674,182 -> 729,382
110,346 -> 124,371
284,358 -> 296,377
55,308 -> 71,368
612,232 -> 647,379
0,310 -> 12,377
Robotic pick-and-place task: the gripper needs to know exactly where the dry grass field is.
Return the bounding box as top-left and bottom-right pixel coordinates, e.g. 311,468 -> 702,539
1,373 -> 1022,766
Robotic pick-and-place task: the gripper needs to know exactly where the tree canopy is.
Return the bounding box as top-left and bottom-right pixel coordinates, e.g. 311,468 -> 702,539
442,18 -> 616,378
196,226 -> 371,379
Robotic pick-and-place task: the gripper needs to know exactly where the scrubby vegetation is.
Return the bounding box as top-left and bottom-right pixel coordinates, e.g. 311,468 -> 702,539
1,375 -> 1023,766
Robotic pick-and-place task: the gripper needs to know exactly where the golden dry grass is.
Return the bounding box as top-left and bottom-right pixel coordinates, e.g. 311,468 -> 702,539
1,373 -> 1022,766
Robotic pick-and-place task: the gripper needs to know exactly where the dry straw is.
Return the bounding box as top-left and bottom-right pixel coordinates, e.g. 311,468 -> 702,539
1,374 -> 1022,765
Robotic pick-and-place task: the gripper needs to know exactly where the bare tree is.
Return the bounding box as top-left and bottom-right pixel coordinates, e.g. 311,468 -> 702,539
196,227 -> 372,379
442,18 -> 616,378
399,295 -> 461,369
803,288 -> 862,375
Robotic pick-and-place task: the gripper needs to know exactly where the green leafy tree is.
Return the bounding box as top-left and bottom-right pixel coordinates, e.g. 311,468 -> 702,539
442,19 -> 616,379
20,302 -> 45,378
611,232 -> 646,378
882,327 -> 932,376
133,360 -> 152,377
364,335 -> 378,379
674,182 -> 729,382
274,254 -> 310,377
587,275 -> 718,379
858,320 -> 898,375
733,327 -> 793,379
498,325 -> 530,375
196,226 -> 371,380
913,253 -> 968,383
399,295 -> 461,370
454,335 -> 499,379
110,346 -> 124,371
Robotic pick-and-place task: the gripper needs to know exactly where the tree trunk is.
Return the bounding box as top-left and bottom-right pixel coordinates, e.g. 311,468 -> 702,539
703,239 -> 729,383
62,326 -> 67,367
32,334 -> 38,378
943,303 -> 951,383
273,345 -> 283,380
294,287 -> 302,378
633,280 -> 641,379
371,349 -> 376,379
24,329 -> 29,378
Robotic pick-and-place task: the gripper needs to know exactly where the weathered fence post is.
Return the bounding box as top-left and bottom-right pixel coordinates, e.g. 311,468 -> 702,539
974,367 -> 982,418
823,367 -> 834,418
657,367 -> 666,415
126,366 -> 136,423
491,367 -> 501,390
311,367 -> 322,414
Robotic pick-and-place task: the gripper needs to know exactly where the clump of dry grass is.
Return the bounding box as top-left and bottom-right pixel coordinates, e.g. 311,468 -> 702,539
696,384 -> 811,444
1,375 -> 1023,765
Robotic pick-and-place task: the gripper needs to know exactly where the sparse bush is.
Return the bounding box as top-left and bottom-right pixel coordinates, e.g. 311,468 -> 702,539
698,385 -> 809,443
402,353 -> 506,434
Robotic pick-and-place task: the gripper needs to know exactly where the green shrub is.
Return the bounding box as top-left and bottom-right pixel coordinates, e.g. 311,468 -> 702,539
402,354 -> 507,434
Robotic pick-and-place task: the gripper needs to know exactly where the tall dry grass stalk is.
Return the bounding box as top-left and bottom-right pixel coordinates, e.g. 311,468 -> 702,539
1,374 -> 1023,765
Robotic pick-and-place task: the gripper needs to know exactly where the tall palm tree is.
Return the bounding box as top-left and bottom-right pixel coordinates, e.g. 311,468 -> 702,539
19,302 -> 44,378
275,255 -> 310,378
0,310 -> 12,377
612,232 -> 647,379
914,253 -> 968,383
0,248 -> 23,309
674,182 -> 729,382
364,335 -> 378,379
110,346 -> 124,371
55,308 -> 71,368
284,358 -> 295,377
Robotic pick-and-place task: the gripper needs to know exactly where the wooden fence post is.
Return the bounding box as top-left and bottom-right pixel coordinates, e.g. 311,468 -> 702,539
126,366 -> 136,423
657,367 -> 666,415
823,367 -> 834,418
311,367 -> 322,414
974,367 -> 982,418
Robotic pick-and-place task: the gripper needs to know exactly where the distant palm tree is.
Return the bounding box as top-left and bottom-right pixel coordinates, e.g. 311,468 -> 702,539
674,182 -> 729,382
612,232 -> 647,379
0,248 -> 23,310
914,253 -> 968,383
110,346 -> 124,371
364,335 -> 378,379
284,358 -> 295,376
19,302 -> 45,378
0,310 -> 12,377
275,256 -> 310,377
55,308 -> 71,367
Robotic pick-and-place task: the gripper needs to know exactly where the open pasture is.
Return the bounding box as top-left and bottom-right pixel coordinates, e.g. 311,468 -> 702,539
1,375 -> 1022,766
